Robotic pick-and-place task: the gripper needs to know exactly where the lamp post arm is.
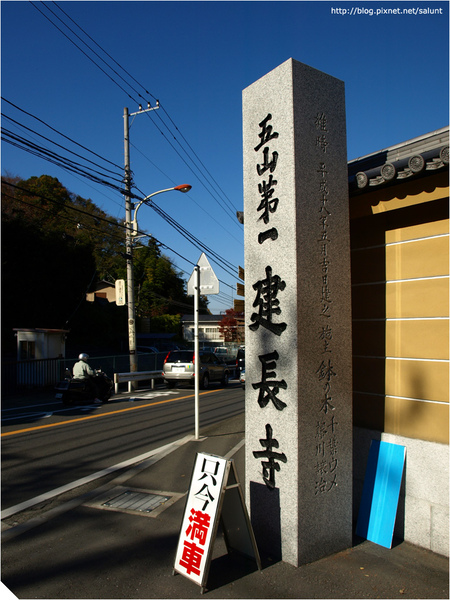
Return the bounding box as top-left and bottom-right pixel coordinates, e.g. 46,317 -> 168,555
131,185 -> 191,236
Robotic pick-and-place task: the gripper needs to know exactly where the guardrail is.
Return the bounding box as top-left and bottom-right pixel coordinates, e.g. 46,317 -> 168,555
2,352 -> 167,396
114,370 -> 161,394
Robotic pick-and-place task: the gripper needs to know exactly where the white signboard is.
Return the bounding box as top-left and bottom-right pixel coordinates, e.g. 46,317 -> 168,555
115,279 -> 126,306
174,453 -> 228,587
173,452 -> 261,592
187,253 -> 219,296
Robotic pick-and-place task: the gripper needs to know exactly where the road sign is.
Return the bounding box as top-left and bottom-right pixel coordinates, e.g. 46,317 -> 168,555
187,253 -> 219,296
115,279 -> 126,306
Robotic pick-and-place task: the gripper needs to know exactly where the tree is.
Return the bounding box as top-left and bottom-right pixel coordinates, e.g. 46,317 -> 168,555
1,174 -> 207,353
132,238 -> 208,321
219,309 -> 240,343
2,176 -> 99,354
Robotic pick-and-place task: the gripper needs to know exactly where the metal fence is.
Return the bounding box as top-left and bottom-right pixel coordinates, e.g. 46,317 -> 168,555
1,353 -> 168,396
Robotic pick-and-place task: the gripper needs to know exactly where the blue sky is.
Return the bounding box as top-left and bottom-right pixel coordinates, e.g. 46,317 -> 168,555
2,0 -> 448,313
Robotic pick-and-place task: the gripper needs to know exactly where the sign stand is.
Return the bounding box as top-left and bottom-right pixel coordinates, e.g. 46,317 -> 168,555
173,452 -> 261,594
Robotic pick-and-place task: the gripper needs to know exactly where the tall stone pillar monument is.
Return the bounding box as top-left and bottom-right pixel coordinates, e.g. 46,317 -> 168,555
243,59 -> 353,567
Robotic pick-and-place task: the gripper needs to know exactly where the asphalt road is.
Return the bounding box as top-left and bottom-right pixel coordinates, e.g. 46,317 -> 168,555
1,382 -> 244,517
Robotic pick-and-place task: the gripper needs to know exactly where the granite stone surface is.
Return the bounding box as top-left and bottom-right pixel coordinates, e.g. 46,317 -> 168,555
243,58 -> 352,566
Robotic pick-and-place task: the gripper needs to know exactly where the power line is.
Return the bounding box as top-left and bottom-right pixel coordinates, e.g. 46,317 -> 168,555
2,99 -> 125,214
2,179 -> 237,293
2,128 -> 126,195
2,103 -> 240,283
1,190 -> 198,321
29,1 -> 141,106
141,108 -> 242,231
6,2 -> 243,289
2,117 -> 123,183
131,141 -> 243,245
50,0 -> 238,219
1,116 -> 239,281
1,96 -> 123,172
33,1 -> 242,229
52,1 -> 158,104
159,104 -> 238,214
148,202 -> 237,276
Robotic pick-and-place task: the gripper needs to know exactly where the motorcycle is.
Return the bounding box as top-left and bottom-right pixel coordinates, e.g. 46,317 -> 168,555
55,368 -> 113,406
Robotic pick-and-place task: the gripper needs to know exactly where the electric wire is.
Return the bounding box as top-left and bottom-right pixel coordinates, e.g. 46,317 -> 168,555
134,183 -> 237,270
2,130 -> 238,280
131,142 -> 243,245
2,180 -> 237,292
141,108 -> 242,231
2,109 -> 240,283
33,1 -> 241,228
2,129 -> 127,195
1,189 -> 125,245
52,1 -> 158,104
2,118 -> 123,183
2,101 -> 240,275
7,4 -> 243,293
2,185 -> 236,304
158,104 -> 238,215
134,186 -> 237,277
3,122 -> 125,221
1,96 -> 123,172
50,0 -> 238,220
2,190 -> 197,320
150,203 -> 237,276
29,1 -> 141,106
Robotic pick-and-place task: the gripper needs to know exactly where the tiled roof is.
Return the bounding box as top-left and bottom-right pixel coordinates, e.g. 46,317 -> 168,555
348,126 -> 449,194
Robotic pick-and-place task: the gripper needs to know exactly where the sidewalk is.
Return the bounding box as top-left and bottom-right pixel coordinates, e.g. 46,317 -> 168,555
1,412 -> 448,599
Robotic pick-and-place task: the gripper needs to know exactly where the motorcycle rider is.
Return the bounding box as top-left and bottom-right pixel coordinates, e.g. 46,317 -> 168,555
73,353 -> 102,404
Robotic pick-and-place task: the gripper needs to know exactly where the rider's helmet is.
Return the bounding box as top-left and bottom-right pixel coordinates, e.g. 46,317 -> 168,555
78,353 -> 89,362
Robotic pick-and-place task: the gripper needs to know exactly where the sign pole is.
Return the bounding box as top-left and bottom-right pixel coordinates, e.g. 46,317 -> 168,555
187,254 -> 219,441
194,265 -> 200,440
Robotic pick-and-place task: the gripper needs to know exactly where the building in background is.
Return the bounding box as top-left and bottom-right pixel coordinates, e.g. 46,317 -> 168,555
10,328 -> 69,388
182,314 -> 224,348
86,280 -> 116,303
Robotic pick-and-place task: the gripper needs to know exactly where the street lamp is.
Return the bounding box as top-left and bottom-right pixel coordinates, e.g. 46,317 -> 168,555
125,183 -> 192,383
131,184 -> 192,236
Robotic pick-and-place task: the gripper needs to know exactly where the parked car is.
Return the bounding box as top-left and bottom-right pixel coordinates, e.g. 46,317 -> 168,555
213,346 -> 228,357
162,350 -> 230,389
236,347 -> 245,372
137,346 -> 159,353
240,369 -> 245,389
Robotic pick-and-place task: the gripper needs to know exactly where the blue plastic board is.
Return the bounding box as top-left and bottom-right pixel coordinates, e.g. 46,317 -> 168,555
356,440 -> 406,549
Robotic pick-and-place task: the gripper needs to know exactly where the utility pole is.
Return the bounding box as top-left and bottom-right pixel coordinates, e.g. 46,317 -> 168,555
124,107 -> 137,378
123,103 -> 159,385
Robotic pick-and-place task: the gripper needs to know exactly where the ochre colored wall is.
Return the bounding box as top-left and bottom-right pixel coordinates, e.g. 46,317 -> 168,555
350,174 -> 449,444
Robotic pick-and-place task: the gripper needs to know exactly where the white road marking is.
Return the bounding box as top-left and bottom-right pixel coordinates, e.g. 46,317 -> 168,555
1,390 -> 178,420
1,434 -> 194,520
1,412 -> 53,423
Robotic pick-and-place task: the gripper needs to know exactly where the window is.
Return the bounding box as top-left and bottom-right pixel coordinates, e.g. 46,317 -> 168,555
20,341 -> 35,360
